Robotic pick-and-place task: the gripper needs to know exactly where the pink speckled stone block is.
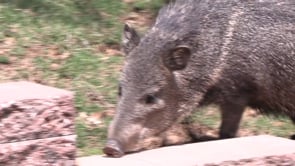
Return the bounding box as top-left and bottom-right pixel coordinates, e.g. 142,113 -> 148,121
0,81 -> 76,166
0,135 -> 76,166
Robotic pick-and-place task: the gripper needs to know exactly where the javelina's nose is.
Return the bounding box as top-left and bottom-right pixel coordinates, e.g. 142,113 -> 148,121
103,139 -> 124,158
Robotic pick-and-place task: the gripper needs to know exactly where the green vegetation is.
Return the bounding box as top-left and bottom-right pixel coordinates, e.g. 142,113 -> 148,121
192,107 -> 295,138
0,56 -> 10,64
132,0 -> 165,12
0,0 -> 293,157
240,115 -> 295,138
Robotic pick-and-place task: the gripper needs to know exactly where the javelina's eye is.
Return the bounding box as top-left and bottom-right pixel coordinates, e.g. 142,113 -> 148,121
145,94 -> 156,104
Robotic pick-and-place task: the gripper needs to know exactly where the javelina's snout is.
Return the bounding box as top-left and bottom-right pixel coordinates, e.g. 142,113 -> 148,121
103,139 -> 124,158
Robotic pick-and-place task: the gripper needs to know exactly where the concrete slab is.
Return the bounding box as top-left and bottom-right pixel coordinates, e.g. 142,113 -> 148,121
77,135 -> 295,166
0,81 -> 73,103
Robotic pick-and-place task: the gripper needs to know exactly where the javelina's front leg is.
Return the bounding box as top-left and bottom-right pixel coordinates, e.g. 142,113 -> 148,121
219,103 -> 245,139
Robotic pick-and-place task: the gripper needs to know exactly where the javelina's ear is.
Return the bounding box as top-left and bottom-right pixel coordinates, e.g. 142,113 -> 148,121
122,23 -> 140,55
163,45 -> 191,71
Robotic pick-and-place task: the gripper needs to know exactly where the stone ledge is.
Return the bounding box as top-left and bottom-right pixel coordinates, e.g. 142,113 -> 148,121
205,153 -> 295,165
77,135 -> 295,166
0,135 -> 76,166
0,81 -> 73,103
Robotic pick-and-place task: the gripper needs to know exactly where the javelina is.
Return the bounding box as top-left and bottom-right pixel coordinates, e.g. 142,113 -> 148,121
104,0 -> 295,157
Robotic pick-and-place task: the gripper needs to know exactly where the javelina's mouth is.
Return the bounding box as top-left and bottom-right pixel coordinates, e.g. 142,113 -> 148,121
103,139 -> 124,158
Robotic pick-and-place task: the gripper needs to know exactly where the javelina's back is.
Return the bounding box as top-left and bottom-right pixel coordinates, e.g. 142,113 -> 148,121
155,0 -> 295,114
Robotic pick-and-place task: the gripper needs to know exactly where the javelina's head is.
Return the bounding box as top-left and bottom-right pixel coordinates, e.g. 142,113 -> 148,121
104,2 -> 202,157
103,25 -> 195,157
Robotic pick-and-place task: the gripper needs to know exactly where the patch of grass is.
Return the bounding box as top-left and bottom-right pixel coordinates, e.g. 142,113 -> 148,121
58,51 -> 100,79
0,56 -> 10,64
76,120 -> 108,156
132,0 -> 167,13
241,115 -> 295,137
0,0 -> 125,49
191,106 -> 221,129
10,46 -> 25,57
191,107 -> 295,138
0,0 -> 123,25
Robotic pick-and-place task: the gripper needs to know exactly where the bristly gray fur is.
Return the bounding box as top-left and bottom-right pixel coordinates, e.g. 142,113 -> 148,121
106,0 -> 295,155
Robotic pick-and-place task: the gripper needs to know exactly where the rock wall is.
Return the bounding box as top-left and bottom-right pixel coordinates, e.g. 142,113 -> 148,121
0,82 -> 76,166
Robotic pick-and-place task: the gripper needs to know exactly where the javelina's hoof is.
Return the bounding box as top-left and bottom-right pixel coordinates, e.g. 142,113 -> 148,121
290,134 -> 295,140
103,139 -> 124,158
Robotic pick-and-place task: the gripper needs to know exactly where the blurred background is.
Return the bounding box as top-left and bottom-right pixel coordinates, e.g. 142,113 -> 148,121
0,0 -> 293,157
